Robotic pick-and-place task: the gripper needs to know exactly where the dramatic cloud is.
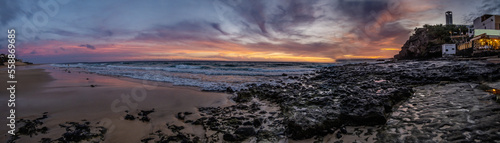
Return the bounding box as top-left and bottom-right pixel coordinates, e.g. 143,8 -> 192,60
0,0 -> 23,25
220,0 -> 269,34
465,0 -> 500,22
210,23 -> 227,35
478,0 -> 500,14
134,21 -> 226,42
0,0 -> 486,63
79,44 -> 96,50
336,0 -> 390,23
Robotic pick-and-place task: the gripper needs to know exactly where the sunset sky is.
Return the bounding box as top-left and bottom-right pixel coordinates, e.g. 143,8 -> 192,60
1,0 -> 499,63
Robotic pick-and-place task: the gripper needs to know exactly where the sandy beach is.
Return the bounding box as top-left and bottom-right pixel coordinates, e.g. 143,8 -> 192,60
0,65 -> 233,142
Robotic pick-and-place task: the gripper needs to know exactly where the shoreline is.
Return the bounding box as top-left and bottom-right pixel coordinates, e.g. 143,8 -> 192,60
175,59 -> 500,142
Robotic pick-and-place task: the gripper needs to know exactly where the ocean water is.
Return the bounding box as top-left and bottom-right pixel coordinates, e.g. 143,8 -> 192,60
51,61 -> 334,91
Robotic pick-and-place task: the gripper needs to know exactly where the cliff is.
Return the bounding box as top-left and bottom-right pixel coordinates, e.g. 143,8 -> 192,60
394,24 -> 468,59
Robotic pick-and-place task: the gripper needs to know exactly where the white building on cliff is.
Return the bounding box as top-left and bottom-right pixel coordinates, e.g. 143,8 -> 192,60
442,44 -> 456,57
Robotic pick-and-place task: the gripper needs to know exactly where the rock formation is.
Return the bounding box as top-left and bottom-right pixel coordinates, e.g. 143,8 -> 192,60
394,24 -> 468,59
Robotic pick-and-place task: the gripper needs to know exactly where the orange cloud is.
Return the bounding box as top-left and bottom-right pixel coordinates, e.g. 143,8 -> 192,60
20,39 -> 338,63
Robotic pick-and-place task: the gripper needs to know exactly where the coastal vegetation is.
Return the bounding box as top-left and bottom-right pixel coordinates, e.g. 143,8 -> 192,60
395,24 -> 469,59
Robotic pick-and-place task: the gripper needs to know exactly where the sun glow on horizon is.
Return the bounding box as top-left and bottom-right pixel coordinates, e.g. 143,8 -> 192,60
342,55 -> 385,59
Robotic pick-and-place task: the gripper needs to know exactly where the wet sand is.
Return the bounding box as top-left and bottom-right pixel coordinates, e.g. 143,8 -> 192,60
0,65 -> 233,142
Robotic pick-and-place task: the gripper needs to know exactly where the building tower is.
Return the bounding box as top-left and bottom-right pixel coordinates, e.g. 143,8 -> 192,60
446,11 -> 453,25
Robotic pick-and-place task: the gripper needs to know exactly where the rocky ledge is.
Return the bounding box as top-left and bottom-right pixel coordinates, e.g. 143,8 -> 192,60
185,60 -> 500,141
377,82 -> 500,142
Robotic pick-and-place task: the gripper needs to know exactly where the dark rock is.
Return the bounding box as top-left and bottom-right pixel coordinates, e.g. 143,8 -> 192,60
137,109 -> 154,122
57,121 -> 107,142
340,126 -> 347,134
223,133 -> 239,141
16,113 -> 50,138
256,130 -> 276,142
192,118 -> 203,125
340,100 -> 387,125
414,118 -> 432,124
138,109 -> 155,116
139,117 -> 150,122
253,118 -> 263,128
176,112 -> 185,120
167,124 -> 185,133
226,118 -> 242,127
233,91 -> 253,103
124,114 -> 135,120
336,132 -> 342,139
140,137 -> 154,142
226,87 -> 234,93
243,121 -> 253,126
286,119 -> 342,140
234,126 -> 256,137
40,138 -> 52,143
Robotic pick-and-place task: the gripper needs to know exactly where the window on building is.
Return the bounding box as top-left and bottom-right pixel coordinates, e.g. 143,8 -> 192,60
446,49 -> 449,52
452,48 -> 455,50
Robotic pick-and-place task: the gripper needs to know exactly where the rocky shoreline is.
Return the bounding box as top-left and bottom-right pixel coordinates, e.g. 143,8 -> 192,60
377,82 -> 500,142
183,60 -> 500,142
